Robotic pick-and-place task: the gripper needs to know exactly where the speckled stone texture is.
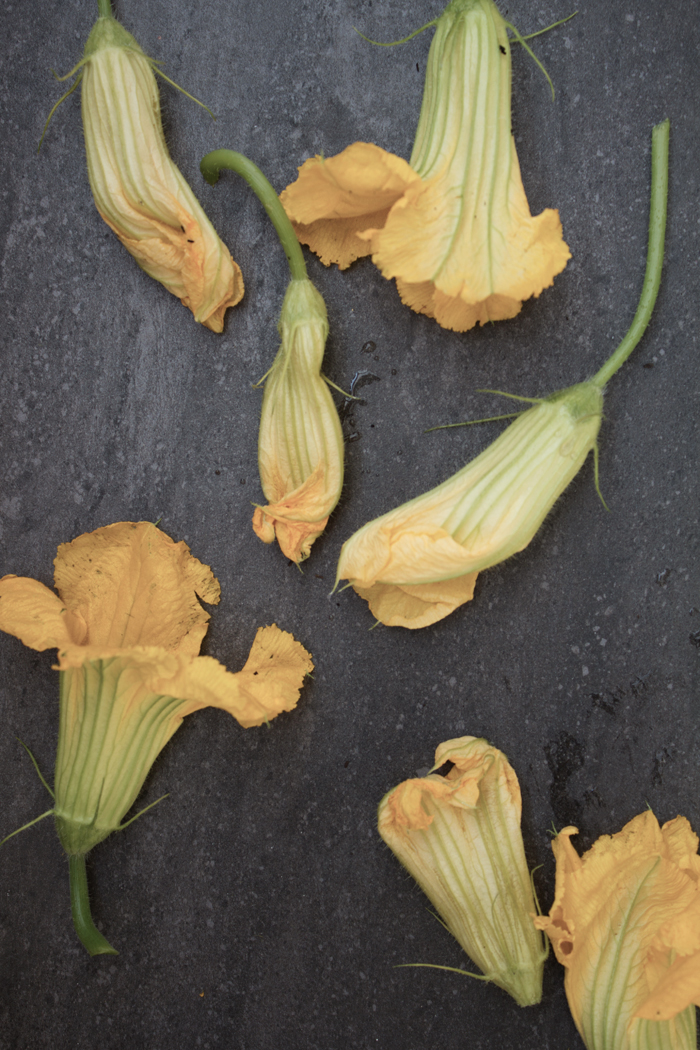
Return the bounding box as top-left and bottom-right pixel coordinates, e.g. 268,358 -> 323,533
0,1 -> 697,1047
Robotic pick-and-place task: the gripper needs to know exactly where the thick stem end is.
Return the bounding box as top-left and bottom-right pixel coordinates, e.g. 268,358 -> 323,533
69,854 -> 119,957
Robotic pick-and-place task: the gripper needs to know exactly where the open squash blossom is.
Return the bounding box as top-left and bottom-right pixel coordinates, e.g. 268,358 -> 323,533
78,11 -> 243,330
0,521 -> 312,955
252,279 -> 345,562
281,0 -> 570,332
378,737 -> 546,1007
336,381 -> 603,628
534,813 -> 700,1050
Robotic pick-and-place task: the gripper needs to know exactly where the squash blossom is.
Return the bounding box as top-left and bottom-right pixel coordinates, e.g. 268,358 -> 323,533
281,0 -> 570,332
0,521 -> 312,955
200,150 -> 345,564
534,813 -> 700,1050
335,118 -> 670,628
252,279 -> 345,562
336,382 -> 602,628
79,10 -> 243,330
378,737 -> 546,1007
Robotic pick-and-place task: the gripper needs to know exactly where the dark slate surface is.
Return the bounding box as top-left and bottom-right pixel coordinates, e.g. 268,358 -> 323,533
0,1 -> 698,1047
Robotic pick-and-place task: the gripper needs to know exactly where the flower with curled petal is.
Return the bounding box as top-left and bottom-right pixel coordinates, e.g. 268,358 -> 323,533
0,521 -> 312,955
378,736 -> 546,1006
281,0 -> 569,332
535,812 -> 700,1050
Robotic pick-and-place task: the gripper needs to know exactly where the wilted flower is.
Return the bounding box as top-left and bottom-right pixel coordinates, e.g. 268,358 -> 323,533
0,521 -> 312,953
79,12 -> 243,330
535,813 -> 700,1050
378,736 -> 546,1006
281,0 -> 570,331
336,381 -> 603,627
252,279 -> 345,562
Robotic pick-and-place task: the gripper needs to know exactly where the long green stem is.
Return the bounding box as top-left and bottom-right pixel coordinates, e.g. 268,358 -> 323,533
200,150 -> 307,281
97,0 -> 113,17
69,854 -> 119,957
592,119 -> 670,387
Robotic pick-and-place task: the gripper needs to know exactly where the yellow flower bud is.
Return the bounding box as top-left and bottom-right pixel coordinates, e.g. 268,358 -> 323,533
336,381 -> 603,627
535,813 -> 700,1050
253,279 -> 345,562
378,737 -> 546,1007
81,15 -> 243,330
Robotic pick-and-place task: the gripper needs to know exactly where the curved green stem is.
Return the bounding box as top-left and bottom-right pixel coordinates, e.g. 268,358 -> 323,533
592,119 -> 670,387
69,854 -> 119,957
97,0 -> 113,17
200,150 -> 307,281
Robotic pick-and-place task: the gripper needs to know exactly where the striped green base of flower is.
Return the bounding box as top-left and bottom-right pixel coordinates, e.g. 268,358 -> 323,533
627,1008 -> 697,1050
414,797 -> 546,1006
55,661 -> 185,855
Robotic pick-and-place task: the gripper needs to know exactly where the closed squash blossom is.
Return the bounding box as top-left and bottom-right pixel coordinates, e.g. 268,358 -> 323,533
253,280 -> 344,562
378,737 -> 546,1006
81,13 -> 243,330
335,382 -> 602,628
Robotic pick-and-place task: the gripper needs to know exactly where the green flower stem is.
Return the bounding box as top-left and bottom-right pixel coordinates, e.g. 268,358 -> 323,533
69,854 -> 118,956
97,0 -> 113,17
200,150 -> 308,281
592,118 -> 670,388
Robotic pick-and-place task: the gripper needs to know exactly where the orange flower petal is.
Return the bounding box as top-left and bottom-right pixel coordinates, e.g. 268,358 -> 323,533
53,521 -> 220,653
280,143 -> 419,268
0,575 -> 86,651
352,573 -> 478,629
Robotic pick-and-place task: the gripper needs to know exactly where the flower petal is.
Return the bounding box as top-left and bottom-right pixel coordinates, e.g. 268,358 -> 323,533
0,575 -> 86,650
145,625 -> 314,728
280,143 -> 419,268
53,521 -> 220,653
55,624 -> 313,730
352,573 -> 478,629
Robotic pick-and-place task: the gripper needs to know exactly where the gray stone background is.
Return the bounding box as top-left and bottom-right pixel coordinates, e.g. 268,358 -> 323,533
0,0 -> 697,1047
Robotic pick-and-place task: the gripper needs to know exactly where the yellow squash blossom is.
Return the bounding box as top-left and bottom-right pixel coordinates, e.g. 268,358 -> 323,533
0,521 -> 312,954
77,11 -> 243,330
378,737 -> 546,1006
252,279 -> 345,562
199,149 -> 345,564
535,813 -> 700,1050
336,382 -> 602,627
281,0 -> 570,332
